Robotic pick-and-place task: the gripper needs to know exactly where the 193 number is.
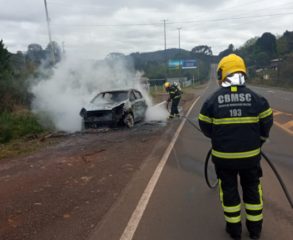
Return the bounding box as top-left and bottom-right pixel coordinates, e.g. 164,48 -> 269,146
229,109 -> 242,117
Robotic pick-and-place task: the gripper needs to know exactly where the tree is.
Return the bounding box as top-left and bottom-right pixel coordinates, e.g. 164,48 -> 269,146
237,37 -> 259,66
191,45 -> 213,68
254,52 -> 270,68
284,31 -> 293,52
277,31 -> 293,55
191,45 -> 213,56
0,39 -> 11,73
26,43 -> 45,65
0,40 -> 14,112
106,52 -> 126,60
241,37 -> 258,49
255,32 -> 277,58
46,41 -> 62,63
218,44 -> 234,59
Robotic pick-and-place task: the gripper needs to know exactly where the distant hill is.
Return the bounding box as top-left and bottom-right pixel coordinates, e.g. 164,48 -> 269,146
129,48 -> 192,62
121,46 -> 213,81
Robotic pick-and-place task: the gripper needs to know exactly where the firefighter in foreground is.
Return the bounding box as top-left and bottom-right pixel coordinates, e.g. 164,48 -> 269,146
198,54 -> 273,240
164,81 -> 182,118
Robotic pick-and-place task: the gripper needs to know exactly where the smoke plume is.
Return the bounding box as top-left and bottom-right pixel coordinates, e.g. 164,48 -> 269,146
30,53 -> 168,132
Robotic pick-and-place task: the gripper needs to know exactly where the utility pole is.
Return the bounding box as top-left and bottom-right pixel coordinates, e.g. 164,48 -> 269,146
44,0 -> 55,64
163,20 -> 167,53
177,27 -> 181,54
177,27 -> 182,75
163,19 -> 168,81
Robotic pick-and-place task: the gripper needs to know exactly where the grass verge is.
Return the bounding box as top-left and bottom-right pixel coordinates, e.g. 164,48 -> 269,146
0,111 -> 59,159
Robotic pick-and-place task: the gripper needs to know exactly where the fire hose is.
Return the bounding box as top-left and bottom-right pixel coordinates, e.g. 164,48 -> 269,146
181,116 -> 293,209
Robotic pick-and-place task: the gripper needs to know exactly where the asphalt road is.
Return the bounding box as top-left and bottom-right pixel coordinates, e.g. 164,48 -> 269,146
89,77 -> 293,240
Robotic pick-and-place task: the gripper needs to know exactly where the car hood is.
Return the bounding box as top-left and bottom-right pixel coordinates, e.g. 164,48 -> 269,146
83,101 -> 126,111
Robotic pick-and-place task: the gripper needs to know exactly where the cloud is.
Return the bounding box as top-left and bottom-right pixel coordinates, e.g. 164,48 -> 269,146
0,0 -> 44,22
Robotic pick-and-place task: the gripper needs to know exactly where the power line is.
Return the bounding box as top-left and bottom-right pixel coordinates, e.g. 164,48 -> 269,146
51,22 -> 162,27
175,4 -> 293,23
50,11 -> 293,29
168,12 -> 293,25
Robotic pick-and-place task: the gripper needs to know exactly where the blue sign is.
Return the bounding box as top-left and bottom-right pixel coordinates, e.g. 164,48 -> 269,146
182,60 -> 197,69
168,60 -> 182,69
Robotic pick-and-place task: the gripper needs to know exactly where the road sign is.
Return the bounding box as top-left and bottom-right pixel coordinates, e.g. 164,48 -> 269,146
168,60 -> 182,69
182,60 -> 197,69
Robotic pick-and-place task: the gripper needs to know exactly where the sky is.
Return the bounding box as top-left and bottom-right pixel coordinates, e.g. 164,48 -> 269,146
1,0 -> 293,59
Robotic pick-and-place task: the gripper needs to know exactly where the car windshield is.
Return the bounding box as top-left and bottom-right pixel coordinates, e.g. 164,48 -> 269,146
91,91 -> 129,104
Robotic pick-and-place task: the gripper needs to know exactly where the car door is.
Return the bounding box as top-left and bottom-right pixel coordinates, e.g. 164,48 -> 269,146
133,90 -> 147,120
129,90 -> 139,121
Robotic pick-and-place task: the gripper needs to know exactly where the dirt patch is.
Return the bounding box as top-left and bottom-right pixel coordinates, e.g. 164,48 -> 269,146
0,91 -> 199,240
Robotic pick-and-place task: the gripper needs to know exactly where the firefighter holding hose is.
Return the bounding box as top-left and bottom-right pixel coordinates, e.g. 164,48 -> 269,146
164,81 -> 183,119
198,54 -> 273,240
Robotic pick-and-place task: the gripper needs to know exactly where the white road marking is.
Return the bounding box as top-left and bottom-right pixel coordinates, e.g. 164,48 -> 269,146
119,96 -> 201,240
272,108 -> 293,135
274,121 -> 293,136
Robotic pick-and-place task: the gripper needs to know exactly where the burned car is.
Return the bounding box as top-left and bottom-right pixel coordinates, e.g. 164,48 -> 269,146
80,89 -> 148,129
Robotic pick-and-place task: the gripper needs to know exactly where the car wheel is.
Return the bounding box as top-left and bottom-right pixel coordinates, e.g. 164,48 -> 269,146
123,113 -> 134,128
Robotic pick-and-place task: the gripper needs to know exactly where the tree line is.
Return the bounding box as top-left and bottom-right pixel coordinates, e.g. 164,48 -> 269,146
218,31 -> 293,87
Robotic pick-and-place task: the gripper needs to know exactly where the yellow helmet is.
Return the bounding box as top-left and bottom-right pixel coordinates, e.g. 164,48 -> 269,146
164,82 -> 171,89
217,54 -> 247,81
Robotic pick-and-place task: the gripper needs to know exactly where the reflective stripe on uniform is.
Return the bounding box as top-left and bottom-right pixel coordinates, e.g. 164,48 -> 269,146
245,184 -> 263,211
258,184 -> 263,199
245,203 -> 263,211
223,204 -> 241,213
219,180 -> 241,213
246,213 -> 263,222
259,108 -> 273,119
212,148 -> 261,159
199,108 -> 272,125
198,114 -> 260,124
225,215 -> 241,223
213,116 -> 259,125
219,179 -> 224,202
198,114 -> 213,123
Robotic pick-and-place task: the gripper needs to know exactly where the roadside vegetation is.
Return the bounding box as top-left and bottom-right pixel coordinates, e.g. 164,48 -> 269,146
0,111 -> 44,143
0,39 -> 61,157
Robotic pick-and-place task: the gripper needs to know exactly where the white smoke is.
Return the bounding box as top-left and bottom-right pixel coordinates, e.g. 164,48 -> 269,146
30,53 -> 168,132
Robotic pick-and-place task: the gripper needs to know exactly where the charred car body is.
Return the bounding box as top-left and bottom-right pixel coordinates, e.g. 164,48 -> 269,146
80,89 -> 148,129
